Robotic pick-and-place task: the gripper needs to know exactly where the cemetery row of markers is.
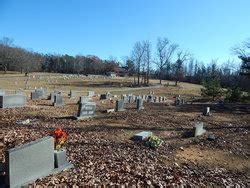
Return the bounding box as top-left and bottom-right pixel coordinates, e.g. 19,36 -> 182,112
0,89 -> 210,187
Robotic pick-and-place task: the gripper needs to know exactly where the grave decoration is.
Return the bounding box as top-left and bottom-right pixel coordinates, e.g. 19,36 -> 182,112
144,135 -> 163,149
51,128 -> 67,151
51,128 -> 70,169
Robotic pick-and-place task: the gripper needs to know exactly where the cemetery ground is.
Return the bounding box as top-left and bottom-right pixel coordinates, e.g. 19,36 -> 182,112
0,73 -> 250,187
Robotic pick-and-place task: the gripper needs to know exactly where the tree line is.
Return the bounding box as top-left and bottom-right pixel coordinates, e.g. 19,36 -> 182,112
0,36 -> 249,91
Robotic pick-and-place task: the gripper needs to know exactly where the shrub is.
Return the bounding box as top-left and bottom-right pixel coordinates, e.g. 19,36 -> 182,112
201,79 -> 223,101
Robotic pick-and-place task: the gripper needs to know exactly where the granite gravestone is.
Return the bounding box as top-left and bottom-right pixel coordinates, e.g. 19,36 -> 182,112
87,91 -> 95,97
74,102 -> 96,120
4,137 -> 72,188
136,98 -> 144,110
69,90 -> 76,99
50,90 -> 60,102
79,96 -> 89,104
0,94 -> 26,109
133,131 -> 152,141
53,94 -> 64,106
115,99 -> 125,112
193,122 -> 206,137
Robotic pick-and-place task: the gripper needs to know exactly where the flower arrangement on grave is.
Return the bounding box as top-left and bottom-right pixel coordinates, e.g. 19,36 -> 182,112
51,128 -> 67,151
144,135 -> 163,149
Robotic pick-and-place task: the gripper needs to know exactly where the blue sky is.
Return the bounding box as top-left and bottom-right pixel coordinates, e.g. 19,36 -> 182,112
0,0 -> 249,64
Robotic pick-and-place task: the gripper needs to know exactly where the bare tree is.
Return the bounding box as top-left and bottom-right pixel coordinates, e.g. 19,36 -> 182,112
155,37 -> 178,84
174,51 -> 191,86
131,41 -> 146,85
143,40 -> 151,85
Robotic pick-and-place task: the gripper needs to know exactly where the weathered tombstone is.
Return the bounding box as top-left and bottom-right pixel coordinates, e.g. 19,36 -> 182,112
50,90 -> 60,102
87,91 -> 95,97
136,98 -> 144,110
53,94 -> 64,107
128,95 -> 133,103
74,102 -> 96,120
79,96 -> 89,104
31,91 -> 40,100
203,107 -> 211,116
69,90 -> 76,99
122,95 -> 128,103
154,96 -> 157,103
193,122 -> 206,137
3,137 -> 72,188
0,94 -> 26,108
115,99 -> 125,112
100,94 -> 107,100
133,131 -> 152,141
106,92 -> 112,98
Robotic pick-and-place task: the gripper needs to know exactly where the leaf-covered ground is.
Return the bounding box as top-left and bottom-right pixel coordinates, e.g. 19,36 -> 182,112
0,96 -> 249,187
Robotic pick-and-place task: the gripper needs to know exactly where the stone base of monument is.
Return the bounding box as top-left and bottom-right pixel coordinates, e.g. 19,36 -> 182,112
115,109 -> 126,112
73,115 -> 96,120
132,131 -> 152,141
193,122 -> 206,137
54,149 -> 73,170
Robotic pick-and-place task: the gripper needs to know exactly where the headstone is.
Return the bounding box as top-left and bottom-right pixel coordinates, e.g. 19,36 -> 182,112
50,90 -> 60,102
203,107 -> 211,116
136,98 -> 144,110
0,94 -> 26,108
128,95 -> 133,103
87,91 -> 95,97
133,131 -> 152,141
69,90 -> 76,99
4,137 -> 72,188
53,94 -> 64,107
115,99 -> 125,112
79,96 -> 89,104
193,122 -> 206,137
31,91 -> 40,100
74,102 -> 96,120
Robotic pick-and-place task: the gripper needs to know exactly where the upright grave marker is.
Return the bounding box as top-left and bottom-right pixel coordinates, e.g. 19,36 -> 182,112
3,137 -> 72,188
136,97 -> 144,110
53,94 -> 64,107
74,102 -> 96,120
69,90 -> 76,99
115,99 -> 125,112
193,122 -> 206,137
0,94 -> 26,108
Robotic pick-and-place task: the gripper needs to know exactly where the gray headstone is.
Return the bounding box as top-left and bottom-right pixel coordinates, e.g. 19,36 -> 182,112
31,91 -> 40,100
87,91 -> 95,97
50,90 -> 60,102
53,94 -> 64,106
79,96 -> 89,104
133,131 -> 152,141
75,102 -> 96,120
115,99 -> 125,112
0,94 -> 26,108
5,137 -> 54,188
69,90 -> 76,99
136,98 -> 144,110
193,122 -> 206,137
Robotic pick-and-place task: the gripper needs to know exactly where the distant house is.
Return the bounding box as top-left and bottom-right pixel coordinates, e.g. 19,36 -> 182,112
107,72 -> 116,77
118,67 -> 129,77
